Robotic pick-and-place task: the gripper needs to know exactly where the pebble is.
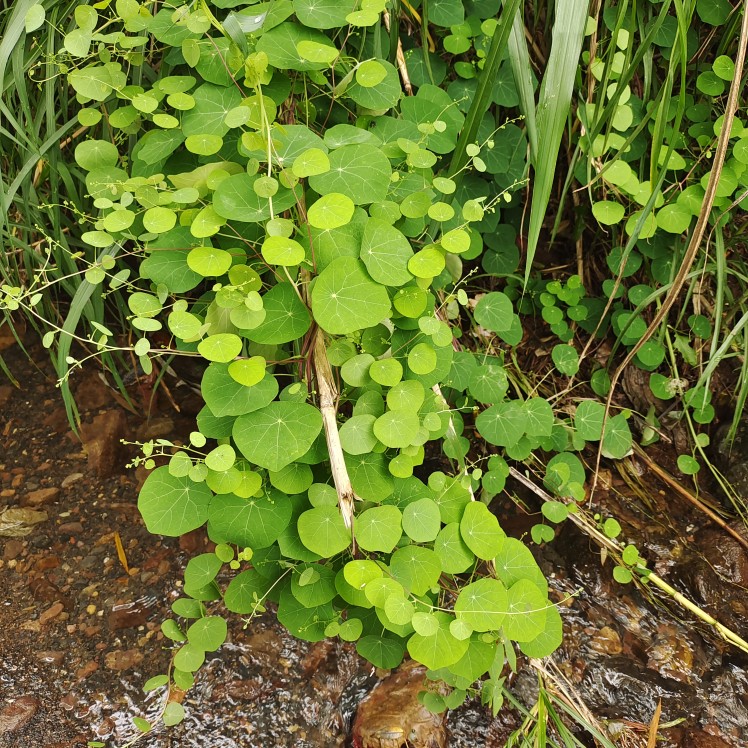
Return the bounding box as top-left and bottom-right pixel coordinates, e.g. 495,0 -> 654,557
0,695 -> 41,734
61,473 -> 84,489
36,651 -> 65,666
3,539 -> 24,560
104,648 -> 144,671
58,522 -> 84,535
0,385 -> 13,408
79,410 -> 128,478
75,660 -> 99,680
39,601 -> 65,624
22,487 -> 60,507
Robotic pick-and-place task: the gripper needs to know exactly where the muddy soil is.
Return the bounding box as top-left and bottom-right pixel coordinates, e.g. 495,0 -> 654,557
1,336 -> 748,747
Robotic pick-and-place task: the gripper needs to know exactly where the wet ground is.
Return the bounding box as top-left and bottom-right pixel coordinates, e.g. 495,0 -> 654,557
1,333 -> 748,747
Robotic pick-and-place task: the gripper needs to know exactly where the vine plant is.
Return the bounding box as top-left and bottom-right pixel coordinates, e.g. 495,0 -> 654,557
28,0 -> 636,732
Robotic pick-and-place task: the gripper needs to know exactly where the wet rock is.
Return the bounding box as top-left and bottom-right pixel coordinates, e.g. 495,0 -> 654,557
36,651 -> 65,666
3,538 -> 24,560
0,384 -> 14,408
674,525 -> 748,637
0,695 -> 41,734
104,648 -> 144,671
137,416 -> 174,440
61,473 -> 83,489
22,487 -> 60,507
79,410 -> 128,478
75,660 -> 99,680
580,655 -> 692,723
58,521 -> 84,536
108,599 -> 153,631
352,661 -> 447,748
39,601 -> 65,624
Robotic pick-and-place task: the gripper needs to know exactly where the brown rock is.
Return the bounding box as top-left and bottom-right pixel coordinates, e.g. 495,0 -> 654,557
61,473 -> 84,489
0,384 -> 14,408
73,371 -> 112,412
3,539 -> 24,560
108,601 -> 150,631
104,648 -> 144,671
22,487 -> 60,507
39,601 -> 65,624
58,521 -> 84,535
0,695 -> 41,734
75,660 -> 99,680
36,651 -> 65,666
352,661 -> 447,748
80,410 -> 128,477
137,416 -> 175,440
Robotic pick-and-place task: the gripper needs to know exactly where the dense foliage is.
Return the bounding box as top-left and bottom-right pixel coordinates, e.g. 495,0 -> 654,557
2,0 -> 748,737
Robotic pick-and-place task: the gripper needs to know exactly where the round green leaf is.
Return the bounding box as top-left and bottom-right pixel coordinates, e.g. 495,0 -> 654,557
312,257 -> 391,334
454,578 -> 508,632
198,333 -> 243,363
356,505 -> 403,552
307,193 -> 355,230
297,506 -> 351,557
138,466 -> 212,536
234,402 -> 323,472
402,498 -> 442,542
460,502 -> 505,560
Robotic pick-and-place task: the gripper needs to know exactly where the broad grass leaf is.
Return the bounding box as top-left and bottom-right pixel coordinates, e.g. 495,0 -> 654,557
233,402 -> 323,472
138,466 -> 212,535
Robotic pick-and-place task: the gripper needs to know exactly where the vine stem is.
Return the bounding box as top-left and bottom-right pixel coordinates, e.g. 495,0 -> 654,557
312,327 -> 357,532
298,268 -> 357,534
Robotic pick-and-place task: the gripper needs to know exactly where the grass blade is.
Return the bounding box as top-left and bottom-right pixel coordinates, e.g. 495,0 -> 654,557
448,0 -> 522,180
508,10 -> 537,160
525,0 -> 589,284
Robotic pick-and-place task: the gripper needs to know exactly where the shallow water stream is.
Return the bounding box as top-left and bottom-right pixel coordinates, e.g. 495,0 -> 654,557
1,342 -> 748,747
